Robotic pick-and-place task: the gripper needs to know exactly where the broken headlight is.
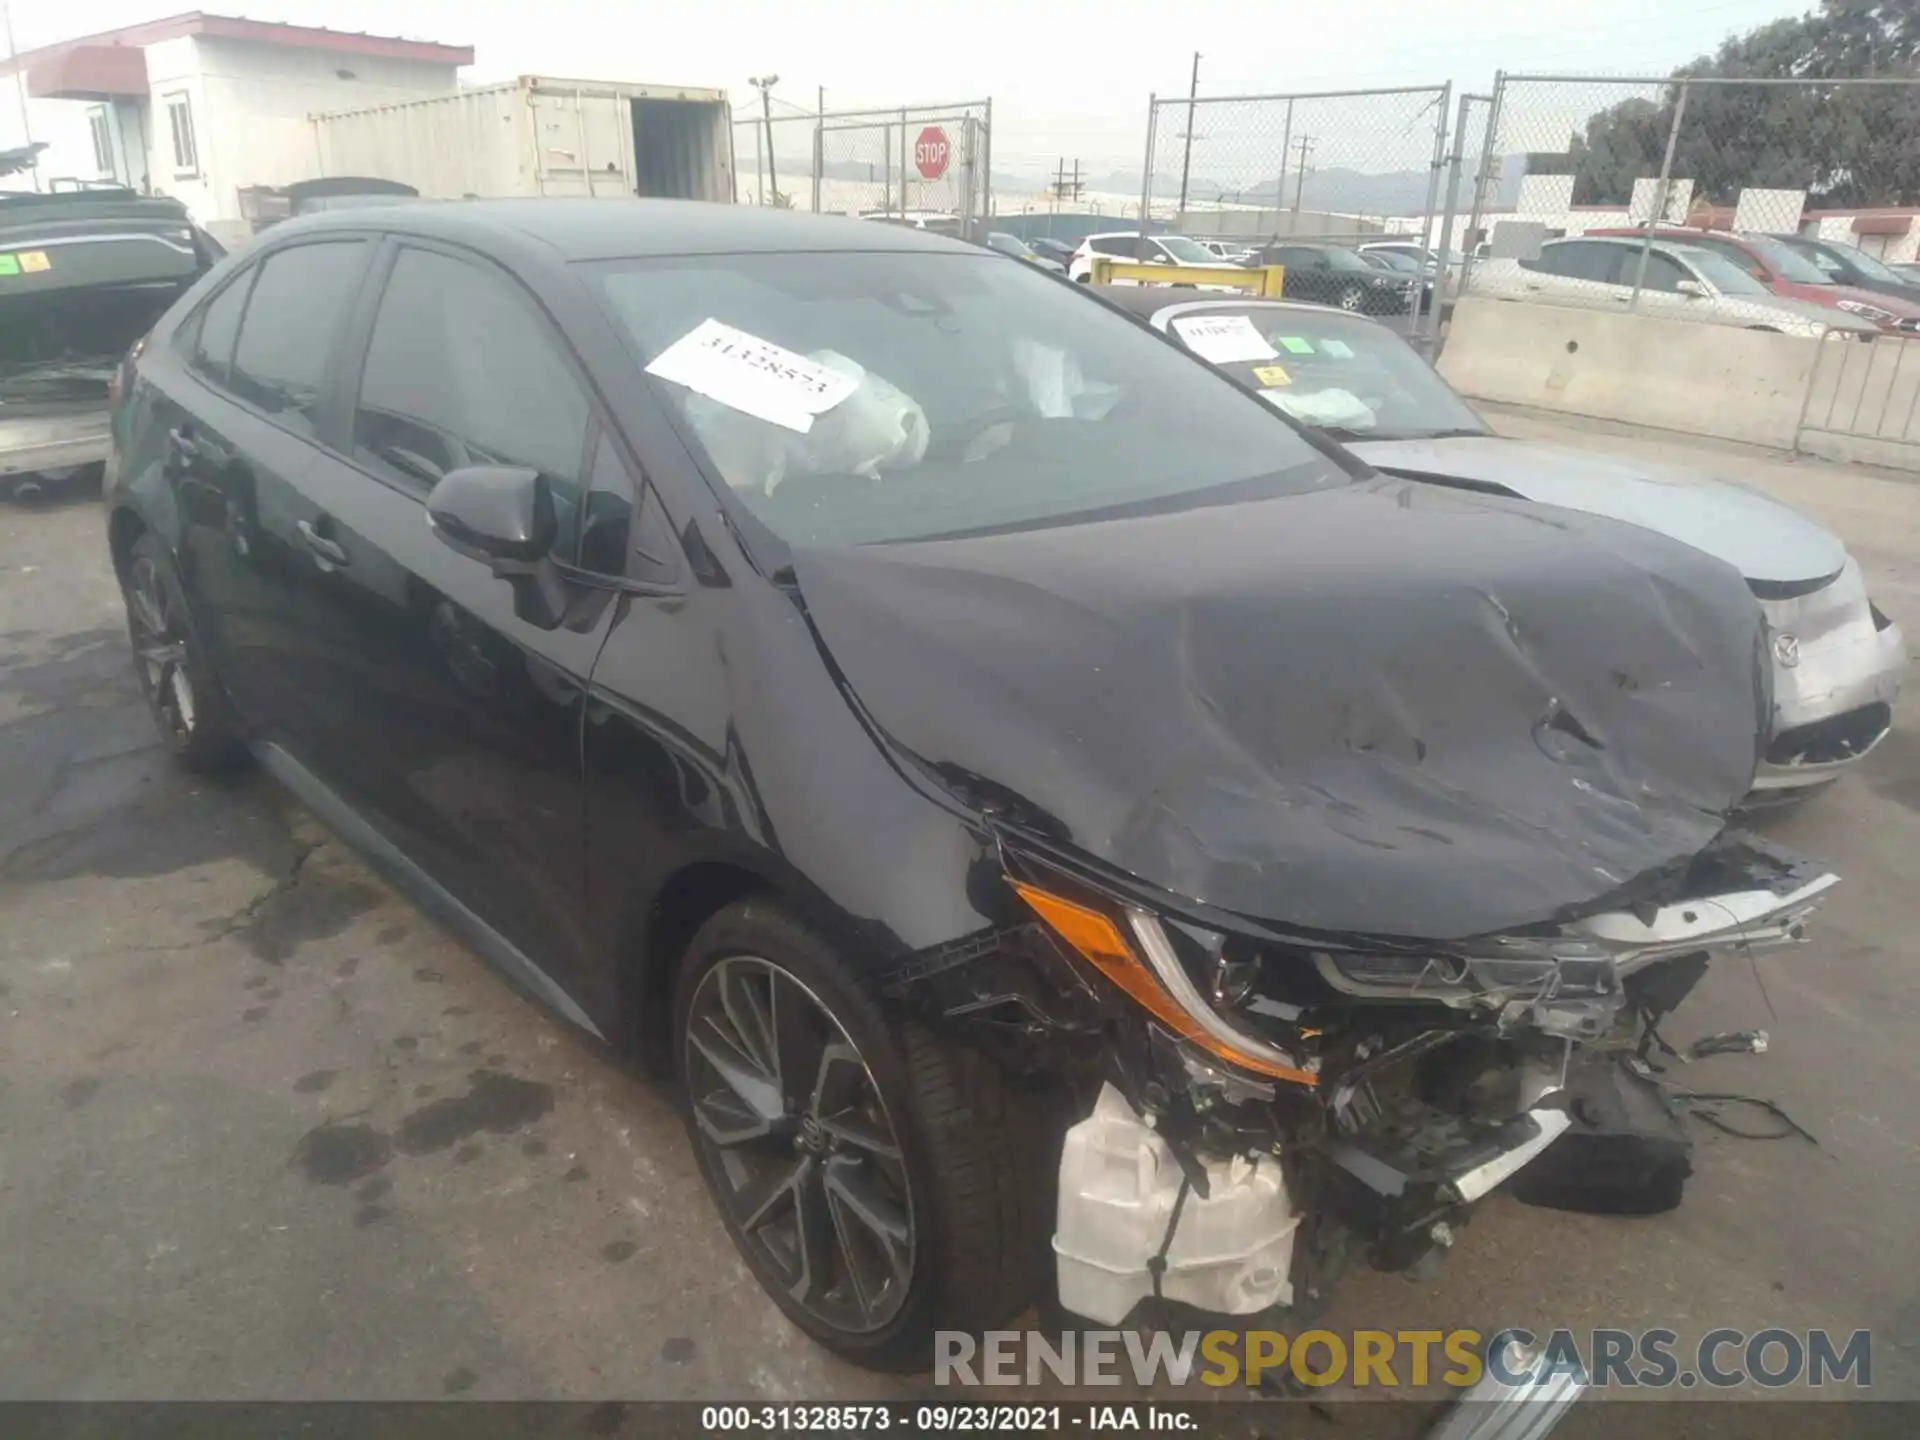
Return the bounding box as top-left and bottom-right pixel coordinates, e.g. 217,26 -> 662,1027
1011,880 -> 1318,1087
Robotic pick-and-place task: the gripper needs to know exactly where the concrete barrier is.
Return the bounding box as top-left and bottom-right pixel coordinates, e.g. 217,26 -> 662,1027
1437,296 -> 1822,450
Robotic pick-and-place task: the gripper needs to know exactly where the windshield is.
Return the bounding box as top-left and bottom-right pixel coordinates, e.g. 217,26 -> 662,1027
1319,248 -> 1379,273
1735,234 -> 1831,284
595,252 -> 1349,546
1157,235 -> 1216,264
1814,242 -> 1910,286
1366,250 -> 1421,273
1162,305 -> 1486,440
1677,247 -> 1772,297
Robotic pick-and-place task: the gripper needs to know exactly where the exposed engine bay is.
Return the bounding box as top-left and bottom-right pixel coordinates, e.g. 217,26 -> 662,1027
889,831 -> 1834,1329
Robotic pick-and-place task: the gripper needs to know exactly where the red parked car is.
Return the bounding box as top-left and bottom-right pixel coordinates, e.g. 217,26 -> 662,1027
1588,227 -> 1920,333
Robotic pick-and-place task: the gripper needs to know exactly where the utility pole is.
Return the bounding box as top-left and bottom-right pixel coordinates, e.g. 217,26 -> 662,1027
1176,51 -> 1201,222
2,0 -> 35,192
750,74 -> 780,205
1289,135 -> 1316,214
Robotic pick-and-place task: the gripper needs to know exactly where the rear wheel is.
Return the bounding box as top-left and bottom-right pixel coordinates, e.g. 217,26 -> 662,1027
1338,284 -> 1367,312
673,900 -> 1044,1369
121,533 -> 245,772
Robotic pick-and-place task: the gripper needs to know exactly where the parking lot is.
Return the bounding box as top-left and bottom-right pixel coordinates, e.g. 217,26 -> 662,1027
2,409 -> 1917,1413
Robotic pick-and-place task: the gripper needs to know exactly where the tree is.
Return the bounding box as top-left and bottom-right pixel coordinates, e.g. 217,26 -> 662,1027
1527,0 -> 1920,208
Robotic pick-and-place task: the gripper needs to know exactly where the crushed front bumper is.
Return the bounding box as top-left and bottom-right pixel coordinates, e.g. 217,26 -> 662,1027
1753,559 -> 1906,794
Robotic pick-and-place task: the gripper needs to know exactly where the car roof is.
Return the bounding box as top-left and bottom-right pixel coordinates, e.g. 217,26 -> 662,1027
272,198 -> 977,262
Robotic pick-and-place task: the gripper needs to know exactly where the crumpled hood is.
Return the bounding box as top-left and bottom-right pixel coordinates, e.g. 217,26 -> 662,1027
793,478 -> 1770,941
1345,436 -> 1846,586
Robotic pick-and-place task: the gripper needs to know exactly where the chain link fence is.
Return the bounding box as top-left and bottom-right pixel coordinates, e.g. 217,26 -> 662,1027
731,100 -> 991,235
1461,73 -> 1920,338
1138,86 -> 1453,348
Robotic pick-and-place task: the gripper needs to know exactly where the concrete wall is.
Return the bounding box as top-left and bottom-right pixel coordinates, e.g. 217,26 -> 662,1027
1438,296 -> 1821,450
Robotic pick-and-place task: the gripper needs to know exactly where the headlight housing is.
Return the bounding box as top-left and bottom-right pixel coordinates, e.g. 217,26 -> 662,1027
1836,299 -> 1898,324
1011,881 -> 1318,1086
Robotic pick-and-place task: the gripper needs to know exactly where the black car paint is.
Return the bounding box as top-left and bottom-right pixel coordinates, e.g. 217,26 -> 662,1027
109,209 -> 1004,1062
1251,243 -> 1419,316
108,203 -> 1770,1064
1768,233 -> 1920,303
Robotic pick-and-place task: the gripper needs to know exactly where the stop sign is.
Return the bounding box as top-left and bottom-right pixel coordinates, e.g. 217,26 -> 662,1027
914,126 -> 951,181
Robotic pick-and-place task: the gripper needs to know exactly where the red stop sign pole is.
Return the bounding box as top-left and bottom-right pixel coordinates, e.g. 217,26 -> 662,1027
914,126 -> 951,181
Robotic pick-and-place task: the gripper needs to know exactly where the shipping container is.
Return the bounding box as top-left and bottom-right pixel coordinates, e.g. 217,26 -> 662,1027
310,76 -> 733,204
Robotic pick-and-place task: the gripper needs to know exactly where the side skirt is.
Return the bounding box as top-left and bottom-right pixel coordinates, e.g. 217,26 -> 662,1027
254,741 -> 605,1042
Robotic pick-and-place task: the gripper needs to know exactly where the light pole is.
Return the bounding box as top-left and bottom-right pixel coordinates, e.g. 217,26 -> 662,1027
750,74 -> 780,206
1175,52 -> 1200,223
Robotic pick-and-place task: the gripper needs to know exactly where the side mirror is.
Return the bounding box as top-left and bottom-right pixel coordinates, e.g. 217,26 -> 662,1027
427,465 -> 567,628
1676,279 -> 1707,298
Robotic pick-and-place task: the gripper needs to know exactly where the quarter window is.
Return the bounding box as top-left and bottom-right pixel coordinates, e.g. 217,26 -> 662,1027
352,247 -> 590,550
164,93 -> 198,176
188,269 -> 254,384
228,241 -> 368,437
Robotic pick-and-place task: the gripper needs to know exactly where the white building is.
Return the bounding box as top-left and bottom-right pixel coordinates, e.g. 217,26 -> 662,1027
1,12 -> 471,241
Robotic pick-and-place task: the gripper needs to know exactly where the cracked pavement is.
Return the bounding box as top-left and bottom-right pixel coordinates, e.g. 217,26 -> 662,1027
2,415 -> 1918,1415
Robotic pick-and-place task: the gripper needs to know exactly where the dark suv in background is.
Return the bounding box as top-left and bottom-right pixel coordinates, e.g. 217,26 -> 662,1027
2,190 -> 222,500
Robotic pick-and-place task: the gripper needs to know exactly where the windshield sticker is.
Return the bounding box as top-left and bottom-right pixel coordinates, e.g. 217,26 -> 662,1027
0,255 -> 18,276
1252,364 -> 1292,387
1321,338 -> 1354,358
1171,314 -> 1280,364
1276,335 -> 1316,355
645,318 -> 860,434
17,251 -> 49,273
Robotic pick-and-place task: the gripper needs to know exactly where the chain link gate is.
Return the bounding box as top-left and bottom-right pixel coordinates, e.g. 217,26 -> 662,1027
1138,85 -> 1454,352
731,99 -> 992,237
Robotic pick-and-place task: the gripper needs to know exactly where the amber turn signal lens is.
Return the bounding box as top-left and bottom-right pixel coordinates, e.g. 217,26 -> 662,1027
1011,881 -> 1316,1087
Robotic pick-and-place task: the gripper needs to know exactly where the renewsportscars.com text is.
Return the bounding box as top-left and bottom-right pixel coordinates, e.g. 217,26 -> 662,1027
936,1327 -> 1872,1390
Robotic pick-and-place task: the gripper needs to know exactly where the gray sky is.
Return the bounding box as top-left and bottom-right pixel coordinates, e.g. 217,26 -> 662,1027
12,0 -> 1811,176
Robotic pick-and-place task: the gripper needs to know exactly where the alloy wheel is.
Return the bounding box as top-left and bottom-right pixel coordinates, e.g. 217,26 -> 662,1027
684,956 -> 915,1335
126,556 -> 197,744
1339,285 -> 1365,311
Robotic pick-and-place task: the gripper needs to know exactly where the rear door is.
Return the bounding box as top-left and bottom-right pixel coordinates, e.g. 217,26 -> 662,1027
145,238 -> 373,737
260,238 -> 619,998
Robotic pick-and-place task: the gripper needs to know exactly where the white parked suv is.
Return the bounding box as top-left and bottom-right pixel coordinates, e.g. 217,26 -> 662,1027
1473,236 -> 1880,339
1068,231 -> 1232,283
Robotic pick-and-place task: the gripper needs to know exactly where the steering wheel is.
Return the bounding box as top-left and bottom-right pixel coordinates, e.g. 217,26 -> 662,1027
924,404 -> 1030,461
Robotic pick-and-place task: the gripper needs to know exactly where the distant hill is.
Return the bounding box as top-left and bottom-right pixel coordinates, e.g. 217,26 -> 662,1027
1067,162 -> 1526,215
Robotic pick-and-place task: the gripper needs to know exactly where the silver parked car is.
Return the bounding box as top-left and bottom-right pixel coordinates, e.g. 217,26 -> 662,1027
1473,236 -> 1882,340
1104,289 -> 1907,800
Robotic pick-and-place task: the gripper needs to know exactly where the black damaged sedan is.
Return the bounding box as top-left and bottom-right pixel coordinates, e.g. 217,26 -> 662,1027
105,202 -> 1836,1375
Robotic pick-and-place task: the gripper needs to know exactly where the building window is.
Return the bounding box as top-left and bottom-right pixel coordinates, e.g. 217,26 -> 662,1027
165,92 -> 198,176
87,107 -> 115,175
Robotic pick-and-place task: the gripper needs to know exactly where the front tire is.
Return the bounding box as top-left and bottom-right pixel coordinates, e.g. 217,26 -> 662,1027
121,532 -> 245,772
672,900 -> 1044,1369
1338,284 -> 1367,312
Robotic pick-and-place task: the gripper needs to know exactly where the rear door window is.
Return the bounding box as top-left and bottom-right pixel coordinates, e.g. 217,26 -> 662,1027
228,240 -> 368,437
351,246 -> 590,551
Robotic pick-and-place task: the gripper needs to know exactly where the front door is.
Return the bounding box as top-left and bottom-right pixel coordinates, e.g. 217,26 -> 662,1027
260,240 -> 618,1003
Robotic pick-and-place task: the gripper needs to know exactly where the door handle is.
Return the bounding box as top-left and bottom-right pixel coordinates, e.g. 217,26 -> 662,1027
296,519 -> 349,568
